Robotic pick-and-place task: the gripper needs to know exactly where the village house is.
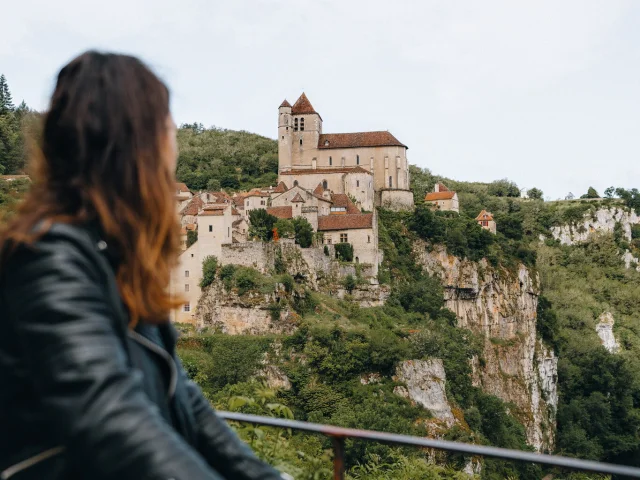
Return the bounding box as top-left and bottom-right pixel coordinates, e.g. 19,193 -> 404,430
476,210 -> 497,234
276,93 -> 413,211
175,182 -> 192,210
424,183 -> 459,213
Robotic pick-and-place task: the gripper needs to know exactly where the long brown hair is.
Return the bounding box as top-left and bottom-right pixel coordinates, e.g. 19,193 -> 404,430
0,51 -> 182,325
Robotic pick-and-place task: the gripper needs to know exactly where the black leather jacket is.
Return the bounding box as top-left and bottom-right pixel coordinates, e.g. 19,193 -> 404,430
0,223 -> 284,480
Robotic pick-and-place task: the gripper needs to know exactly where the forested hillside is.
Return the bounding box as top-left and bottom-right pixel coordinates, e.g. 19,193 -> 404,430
2,108 -> 640,478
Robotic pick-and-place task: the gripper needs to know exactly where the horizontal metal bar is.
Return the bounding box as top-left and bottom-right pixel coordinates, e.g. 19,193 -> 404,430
218,411 -> 640,478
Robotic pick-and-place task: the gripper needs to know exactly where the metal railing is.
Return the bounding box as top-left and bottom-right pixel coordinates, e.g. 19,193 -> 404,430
218,411 -> 640,480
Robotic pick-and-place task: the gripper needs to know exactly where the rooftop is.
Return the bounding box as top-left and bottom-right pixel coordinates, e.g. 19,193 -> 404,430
267,206 -> 293,219
425,191 -> 456,201
476,210 -> 494,221
318,213 -> 373,231
291,93 -> 320,119
318,131 -> 406,150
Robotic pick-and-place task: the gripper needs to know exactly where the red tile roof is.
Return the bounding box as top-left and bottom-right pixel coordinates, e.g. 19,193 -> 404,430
199,205 -> 227,216
331,194 -> 360,214
176,182 -> 190,193
436,183 -> 450,192
318,131 -> 406,150
425,191 -> 456,201
280,167 -> 372,176
267,206 -> 293,219
313,183 -> 324,196
246,188 -> 270,198
318,213 -> 373,231
291,193 -> 305,203
180,196 -> 204,216
279,99 -> 292,108
476,210 -> 494,221
291,93 -> 319,117
232,194 -> 247,207
204,191 -> 232,204
273,181 -> 288,193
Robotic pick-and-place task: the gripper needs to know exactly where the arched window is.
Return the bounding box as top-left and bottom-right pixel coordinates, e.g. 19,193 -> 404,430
356,155 -> 360,165
294,180 -> 299,187
356,180 -> 360,187
299,138 -> 303,146
294,118 -> 298,131
355,257 -> 359,264
389,176 -> 393,188
300,118 -> 305,131
329,156 -> 332,166
322,180 -> 328,190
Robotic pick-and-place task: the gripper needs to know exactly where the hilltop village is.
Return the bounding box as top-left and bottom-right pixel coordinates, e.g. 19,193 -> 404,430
170,94 -> 495,322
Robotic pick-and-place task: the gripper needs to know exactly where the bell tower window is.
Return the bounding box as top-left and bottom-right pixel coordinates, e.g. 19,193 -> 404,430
294,118 -> 298,132
300,118 -> 305,131
329,156 -> 332,166
389,176 -> 393,188
356,155 -> 360,165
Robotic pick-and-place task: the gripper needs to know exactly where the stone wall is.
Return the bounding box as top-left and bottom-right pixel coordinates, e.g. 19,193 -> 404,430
377,188 -> 415,211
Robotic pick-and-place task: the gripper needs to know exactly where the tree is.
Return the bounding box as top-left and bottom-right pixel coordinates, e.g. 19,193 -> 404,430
292,217 -> 314,248
581,187 -> 600,199
565,192 -> 575,200
0,74 -> 14,114
343,274 -> 357,293
274,218 -> 294,238
488,179 -> 520,197
526,187 -> 543,200
186,230 -> 198,248
206,178 -> 221,191
335,243 -> 354,262
199,256 -> 218,288
248,209 -> 278,241
604,186 -> 615,198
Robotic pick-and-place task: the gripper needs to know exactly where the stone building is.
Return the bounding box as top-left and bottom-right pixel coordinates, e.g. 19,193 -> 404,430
277,93 -> 413,211
476,210 -> 497,234
175,182 -> 192,210
424,183 -> 459,213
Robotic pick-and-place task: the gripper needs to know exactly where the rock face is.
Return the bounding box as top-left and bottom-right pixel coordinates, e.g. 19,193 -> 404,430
394,359 -> 455,427
596,312 -> 619,353
415,242 -> 558,452
550,207 -> 639,246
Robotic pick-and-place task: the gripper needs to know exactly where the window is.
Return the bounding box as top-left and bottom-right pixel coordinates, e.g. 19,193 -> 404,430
207,193 -> 210,201
356,180 -> 360,187
185,284 -> 190,292
331,206 -> 347,213
300,118 -> 305,131
340,233 -> 348,243
191,253 -> 194,257
355,257 -> 359,264
367,235 -> 371,243
281,136 -> 284,140
183,303 -> 190,312
260,200 -> 266,205
185,270 -> 190,277
322,180 -> 328,190
228,227 -> 230,237
293,180 -> 298,187
286,127 -> 288,131
329,156 -> 332,166
246,200 -> 249,206
294,118 -> 298,131
209,225 -> 213,232
482,220 -> 488,227
327,236 -> 332,244
389,176 -> 393,188
356,155 -> 360,165
324,140 -> 330,146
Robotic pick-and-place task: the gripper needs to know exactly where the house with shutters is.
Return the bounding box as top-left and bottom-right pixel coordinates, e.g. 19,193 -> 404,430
476,210 -> 497,234
276,93 -> 413,211
424,183 -> 459,213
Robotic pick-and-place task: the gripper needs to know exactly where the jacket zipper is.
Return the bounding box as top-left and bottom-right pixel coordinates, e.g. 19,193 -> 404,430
127,330 -> 178,399
1,446 -> 65,479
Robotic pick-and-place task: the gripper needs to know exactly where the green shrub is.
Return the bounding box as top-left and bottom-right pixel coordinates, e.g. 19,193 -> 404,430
186,229 -> 198,248
343,274 -> 357,293
292,217 -> 314,248
248,209 -> 278,241
199,256 -> 218,288
335,242 -> 354,262
219,264 -> 236,290
279,274 -> 294,293
234,267 -> 262,295
274,218 -> 295,238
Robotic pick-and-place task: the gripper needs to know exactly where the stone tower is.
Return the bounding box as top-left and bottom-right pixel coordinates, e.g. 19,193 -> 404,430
278,99 -> 293,171
288,93 -> 322,170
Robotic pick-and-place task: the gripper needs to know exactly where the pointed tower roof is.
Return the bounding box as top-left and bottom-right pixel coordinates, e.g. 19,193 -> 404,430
273,181 -> 288,193
291,93 -> 321,119
476,210 -> 494,221
291,193 -> 306,203
279,99 -> 292,108
313,183 -> 324,196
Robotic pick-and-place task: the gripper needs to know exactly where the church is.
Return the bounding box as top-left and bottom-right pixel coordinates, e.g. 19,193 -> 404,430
276,93 -> 414,211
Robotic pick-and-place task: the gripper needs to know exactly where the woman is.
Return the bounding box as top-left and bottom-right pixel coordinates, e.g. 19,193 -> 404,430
0,51 -> 285,480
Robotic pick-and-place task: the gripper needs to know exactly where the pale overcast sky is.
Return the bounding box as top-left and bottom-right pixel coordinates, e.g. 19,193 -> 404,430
2,0 -> 639,199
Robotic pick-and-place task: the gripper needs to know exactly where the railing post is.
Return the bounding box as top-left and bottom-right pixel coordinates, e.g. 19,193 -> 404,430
331,437 -> 345,480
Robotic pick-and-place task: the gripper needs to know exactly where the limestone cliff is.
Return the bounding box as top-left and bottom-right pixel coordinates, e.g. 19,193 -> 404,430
550,206 -> 638,246
414,242 -> 558,452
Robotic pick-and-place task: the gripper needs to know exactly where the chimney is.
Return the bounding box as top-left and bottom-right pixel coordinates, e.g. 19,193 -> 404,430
435,183 -> 440,193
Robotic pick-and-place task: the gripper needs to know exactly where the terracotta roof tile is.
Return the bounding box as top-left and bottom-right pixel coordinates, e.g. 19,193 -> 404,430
318,131 -> 406,150
476,210 -> 494,221
232,194 -> 247,207
246,188 -> 270,198
175,182 -> 190,193
180,196 -> 204,216
266,206 -> 293,219
280,99 -> 292,108
291,93 -> 319,117
331,194 -> 360,214
199,209 -> 225,216
273,181 -> 288,193
280,167 -> 372,176
425,191 -> 456,201
318,213 -> 373,231
313,183 -> 324,196
291,193 -> 305,203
